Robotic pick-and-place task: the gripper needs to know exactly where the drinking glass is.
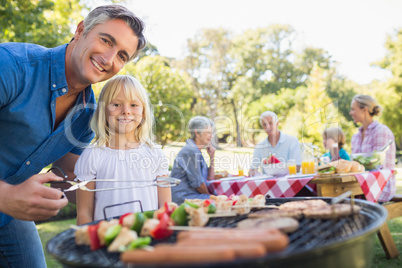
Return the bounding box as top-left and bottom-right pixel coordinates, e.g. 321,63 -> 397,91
287,159 -> 297,175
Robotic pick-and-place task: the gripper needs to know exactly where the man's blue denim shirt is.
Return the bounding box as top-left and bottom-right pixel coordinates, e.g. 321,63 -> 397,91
0,43 -> 96,227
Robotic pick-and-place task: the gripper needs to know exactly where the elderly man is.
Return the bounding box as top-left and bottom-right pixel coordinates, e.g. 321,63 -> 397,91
0,5 -> 146,267
249,111 -> 301,176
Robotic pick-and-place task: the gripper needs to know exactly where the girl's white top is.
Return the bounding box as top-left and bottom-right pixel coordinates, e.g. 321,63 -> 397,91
74,143 -> 169,221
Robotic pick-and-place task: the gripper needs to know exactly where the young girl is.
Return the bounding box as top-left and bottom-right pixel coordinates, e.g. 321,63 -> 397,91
322,127 -> 351,161
75,75 -> 171,225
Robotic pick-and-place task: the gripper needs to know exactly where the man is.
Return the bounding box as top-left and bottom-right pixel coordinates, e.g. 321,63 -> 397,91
0,5 -> 146,267
249,111 -> 301,176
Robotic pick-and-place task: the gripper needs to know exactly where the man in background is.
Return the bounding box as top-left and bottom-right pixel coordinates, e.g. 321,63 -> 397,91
249,111 -> 301,176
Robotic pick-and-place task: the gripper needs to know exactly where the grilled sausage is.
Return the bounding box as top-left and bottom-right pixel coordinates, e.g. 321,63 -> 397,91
177,228 -> 289,252
121,245 -> 236,264
174,241 -> 267,258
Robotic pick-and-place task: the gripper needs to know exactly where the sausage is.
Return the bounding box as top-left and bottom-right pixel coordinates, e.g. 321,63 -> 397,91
174,241 -> 267,258
176,228 -> 278,240
177,228 -> 289,252
120,245 -> 236,264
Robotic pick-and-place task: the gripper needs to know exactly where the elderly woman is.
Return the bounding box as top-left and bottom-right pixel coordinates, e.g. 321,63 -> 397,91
350,94 -> 396,202
171,116 -> 215,204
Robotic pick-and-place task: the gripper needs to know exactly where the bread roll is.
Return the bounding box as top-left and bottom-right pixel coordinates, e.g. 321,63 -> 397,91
328,159 -> 353,173
349,161 -> 362,172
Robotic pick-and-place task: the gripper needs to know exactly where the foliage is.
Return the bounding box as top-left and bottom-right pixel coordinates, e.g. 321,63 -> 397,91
121,55 -> 196,147
0,0 -> 84,47
374,28 -> 402,149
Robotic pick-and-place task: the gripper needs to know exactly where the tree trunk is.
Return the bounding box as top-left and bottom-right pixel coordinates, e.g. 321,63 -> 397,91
231,99 -> 242,147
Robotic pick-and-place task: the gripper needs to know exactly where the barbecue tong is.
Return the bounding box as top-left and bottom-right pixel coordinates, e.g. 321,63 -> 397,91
51,177 -> 181,192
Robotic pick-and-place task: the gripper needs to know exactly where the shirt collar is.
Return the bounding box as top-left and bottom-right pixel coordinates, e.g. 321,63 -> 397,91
267,131 -> 284,146
186,139 -> 202,152
358,121 -> 379,133
50,44 -> 68,92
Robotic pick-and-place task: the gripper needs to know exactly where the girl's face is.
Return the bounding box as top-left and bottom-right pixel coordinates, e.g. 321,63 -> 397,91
195,126 -> 213,147
349,100 -> 367,124
323,136 -> 336,150
106,89 -> 144,138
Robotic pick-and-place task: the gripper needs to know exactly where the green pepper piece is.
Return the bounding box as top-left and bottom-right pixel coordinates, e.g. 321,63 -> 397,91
207,203 -> 217,214
171,204 -> 188,226
184,200 -> 199,209
143,210 -> 155,219
104,224 -> 122,246
132,212 -> 146,235
126,236 -> 152,250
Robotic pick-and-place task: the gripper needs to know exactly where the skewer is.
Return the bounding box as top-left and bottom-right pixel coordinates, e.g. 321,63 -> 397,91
206,212 -> 237,217
232,204 -> 279,209
168,226 -> 226,231
69,225 -> 80,231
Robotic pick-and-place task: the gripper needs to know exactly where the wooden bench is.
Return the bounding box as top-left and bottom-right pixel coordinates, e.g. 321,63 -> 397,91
379,194 -> 402,259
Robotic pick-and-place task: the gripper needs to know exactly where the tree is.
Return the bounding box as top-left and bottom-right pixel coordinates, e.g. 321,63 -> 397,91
374,28 -> 402,149
122,55 -> 196,147
0,0 -> 84,47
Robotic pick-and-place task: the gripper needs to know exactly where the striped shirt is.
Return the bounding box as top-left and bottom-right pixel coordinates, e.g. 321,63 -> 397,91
351,121 -> 396,202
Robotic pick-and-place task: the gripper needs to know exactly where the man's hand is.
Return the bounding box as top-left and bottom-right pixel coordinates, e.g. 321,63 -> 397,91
0,172 -> 68,221
249,169 -> 261,177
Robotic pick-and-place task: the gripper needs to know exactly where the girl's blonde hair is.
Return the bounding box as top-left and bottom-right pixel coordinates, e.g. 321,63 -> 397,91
323,127 -> 346,149
90,75 -> 153,147
352,94 -> 381,117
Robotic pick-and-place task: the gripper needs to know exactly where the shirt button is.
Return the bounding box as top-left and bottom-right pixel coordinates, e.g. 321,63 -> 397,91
26,161 -> 31,165
62,88 -> 67,93
53,84 -> 56,88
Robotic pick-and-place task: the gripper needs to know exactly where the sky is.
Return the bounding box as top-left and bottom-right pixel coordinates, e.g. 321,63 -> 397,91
103,0 -> 402,84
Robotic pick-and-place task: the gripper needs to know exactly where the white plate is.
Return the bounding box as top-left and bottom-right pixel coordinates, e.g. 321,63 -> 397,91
216,176 -> 247,181
285,173 -> 317,179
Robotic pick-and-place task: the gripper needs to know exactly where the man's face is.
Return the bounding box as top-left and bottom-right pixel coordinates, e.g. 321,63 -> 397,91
71,19 -> 139,85
261,116 -> 278,135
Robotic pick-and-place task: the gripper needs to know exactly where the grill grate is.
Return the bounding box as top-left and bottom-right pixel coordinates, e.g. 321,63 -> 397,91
47,197 -> 387,268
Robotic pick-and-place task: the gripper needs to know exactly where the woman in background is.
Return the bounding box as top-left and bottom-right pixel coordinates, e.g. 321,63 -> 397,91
170,116 -> 216,204
349,94 -> 396,202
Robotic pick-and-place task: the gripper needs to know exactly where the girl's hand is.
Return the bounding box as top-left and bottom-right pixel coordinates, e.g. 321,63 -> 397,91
206,145 -> 215,158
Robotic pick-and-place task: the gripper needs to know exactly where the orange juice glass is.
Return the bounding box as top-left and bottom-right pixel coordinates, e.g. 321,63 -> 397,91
238,169 -> 244,176
302,160 -> 315,174
287,159 -> 297,175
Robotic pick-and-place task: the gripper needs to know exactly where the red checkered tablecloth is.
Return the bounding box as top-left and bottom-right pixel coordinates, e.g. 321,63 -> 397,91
354,169 -> 393,202
207,176 -> 315,198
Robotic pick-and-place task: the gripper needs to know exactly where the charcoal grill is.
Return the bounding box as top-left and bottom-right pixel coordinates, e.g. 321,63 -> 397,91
47,197 -> 387,268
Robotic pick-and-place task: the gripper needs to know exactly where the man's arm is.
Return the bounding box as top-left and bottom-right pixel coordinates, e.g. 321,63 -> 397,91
52,152 -> 80,204
0,173 -> 68,221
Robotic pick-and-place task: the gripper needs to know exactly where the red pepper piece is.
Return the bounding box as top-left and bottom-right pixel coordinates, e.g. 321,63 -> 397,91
118,212 -> 132,225
88,223 -> 102,251
156,202 -> 175,220
203,199 -> 212,207
150,213 -> 173,240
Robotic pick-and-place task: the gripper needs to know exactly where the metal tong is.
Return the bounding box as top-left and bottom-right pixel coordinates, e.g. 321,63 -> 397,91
51,177 -> 181,192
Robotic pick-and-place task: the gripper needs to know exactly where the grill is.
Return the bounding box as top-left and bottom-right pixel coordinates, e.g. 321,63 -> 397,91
47,197 -> 387,268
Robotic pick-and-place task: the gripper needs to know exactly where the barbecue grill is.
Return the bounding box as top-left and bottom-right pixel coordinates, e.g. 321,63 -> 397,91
47,197 -> 387,268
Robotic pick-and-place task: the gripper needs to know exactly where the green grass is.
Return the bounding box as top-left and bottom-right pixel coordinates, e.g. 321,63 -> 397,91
37,219 -> 76,268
